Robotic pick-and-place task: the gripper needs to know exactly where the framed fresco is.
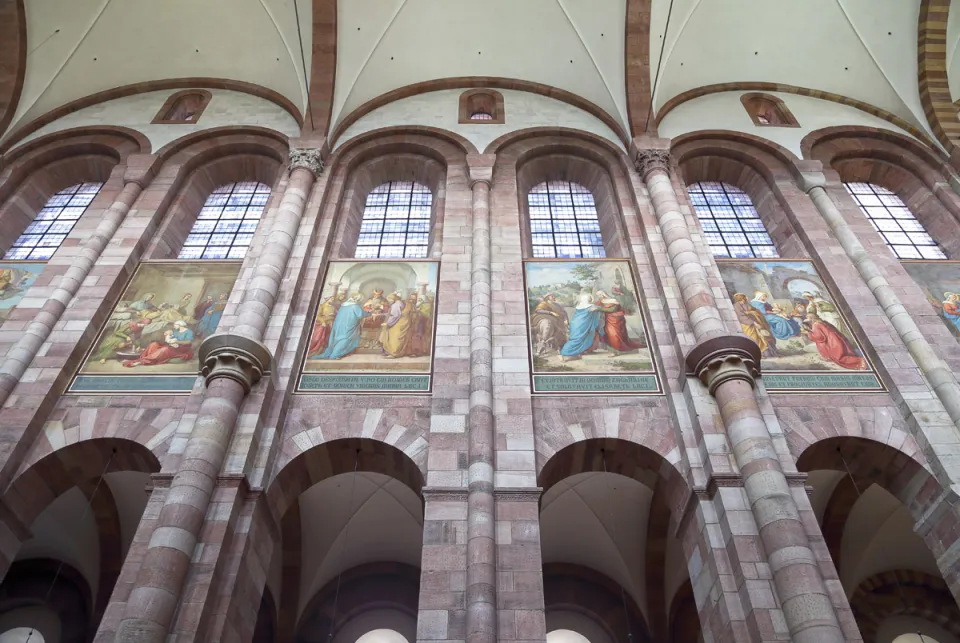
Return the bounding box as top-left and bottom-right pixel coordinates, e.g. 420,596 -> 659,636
69,261 -> 241,393
297,260 -> 439,393
522,259 -> 660,394
0,263 -> 44,324
900,260 -> 960,341
717,259 -> 883,393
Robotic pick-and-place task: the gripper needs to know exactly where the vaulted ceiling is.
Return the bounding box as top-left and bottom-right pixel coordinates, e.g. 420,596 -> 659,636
0,0 -> 955,146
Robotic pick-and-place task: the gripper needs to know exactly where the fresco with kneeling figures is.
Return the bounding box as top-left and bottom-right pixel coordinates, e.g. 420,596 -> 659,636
523,259 -> 660,394
70,262 -> 240,393
717,260 -> 882,392
900,260 -> 960,342
298,260 -> 439,393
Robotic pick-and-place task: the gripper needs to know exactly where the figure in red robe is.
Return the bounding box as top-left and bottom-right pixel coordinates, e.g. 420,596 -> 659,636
595,291 -> 644,354
123,323 -> 194,367
802,313 -> 866,370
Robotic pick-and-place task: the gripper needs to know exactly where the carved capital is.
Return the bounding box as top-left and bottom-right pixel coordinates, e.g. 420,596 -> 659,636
685,335 -> 761,395
198,333 -> 272,393
288,148 -> 324,177
634,149 -> 672,180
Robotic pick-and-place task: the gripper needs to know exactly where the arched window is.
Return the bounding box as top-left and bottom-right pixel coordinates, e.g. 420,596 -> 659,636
687,181 -> 778,258
741,93 -> 799,127
153,90 -> 212,124
355,181 -> 432,259
459,89 -> 504,124
178,181 -> 271,259
844,182 -> 946,259
528,181 -> 605,258
4,182 -> 103,260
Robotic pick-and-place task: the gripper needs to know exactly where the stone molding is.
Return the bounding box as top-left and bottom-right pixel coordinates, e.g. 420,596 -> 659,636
421,487 -> 468,502
494,487 -> 543,502
198,333 -> 272,393
684,335 -> 761,395
288,147 -> 324,177
634,148 -> 672,180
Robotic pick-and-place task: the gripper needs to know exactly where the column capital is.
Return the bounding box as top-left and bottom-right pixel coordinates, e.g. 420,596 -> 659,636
634,148 -> 672,180
288,147 -> 324,177
198,333 -> 272,393
684,335 -> 761,395
797,170 -> 828,194
467,153 -> 496,187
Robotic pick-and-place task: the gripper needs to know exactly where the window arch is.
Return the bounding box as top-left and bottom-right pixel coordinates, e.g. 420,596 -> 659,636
178,181 -> 271,259
4,182 -> 103,260
458,89 -> 505,124
740,93 -> 799,127
355,181 -> 432,259
527,180 -> 605,259
153,90 -> 212,124
844,182 -> 946,259
687,181 -> 778,258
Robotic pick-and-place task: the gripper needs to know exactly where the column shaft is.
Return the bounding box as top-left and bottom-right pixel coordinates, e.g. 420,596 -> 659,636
467,178 -> 496,643
113,159 -> 318,643
806,181 -> 960,426
638,152 -> 844,643
0,179 -> 144,403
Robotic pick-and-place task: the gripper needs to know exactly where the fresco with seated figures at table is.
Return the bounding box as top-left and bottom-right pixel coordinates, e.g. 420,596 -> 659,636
523,259 -> 660,394
0,263 -> 44,324
69,262 -> 240,393
717,260 -> 882,392
900,260 -> 960,342
298,260 -> 439,393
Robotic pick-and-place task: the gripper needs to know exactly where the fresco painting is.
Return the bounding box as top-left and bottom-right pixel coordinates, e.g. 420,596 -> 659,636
0,263 -> 44,323
523,260 -> 659,394
717,260 -> 882,392
900,260 -> 960,341
70,262 -> 240,392
298,260 -> 439,392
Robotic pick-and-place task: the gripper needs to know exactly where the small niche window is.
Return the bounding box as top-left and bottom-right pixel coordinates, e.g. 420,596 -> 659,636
355,181 -> 432,259
459,89 -> 504,124
178,181 -> 271,260
153,90 -> 212,124
528,181 -> 605,258
688,181 -> 778,258
844,182 -> 946,259
4,182 -> 103,260
741,93 -> 799,128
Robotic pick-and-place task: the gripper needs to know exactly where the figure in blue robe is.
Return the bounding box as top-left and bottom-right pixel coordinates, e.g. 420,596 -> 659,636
196,294 -> 227,339
751,294 -> 800,340
942,293 -> 960,335
559,292 -> 603,359
317,296 -> 370,360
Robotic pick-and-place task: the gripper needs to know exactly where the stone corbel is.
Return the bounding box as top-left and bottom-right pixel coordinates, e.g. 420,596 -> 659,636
288,148 -> 324,178
634,148 -> 672,180
198,333 -> 272,393
685,335 -> 761,395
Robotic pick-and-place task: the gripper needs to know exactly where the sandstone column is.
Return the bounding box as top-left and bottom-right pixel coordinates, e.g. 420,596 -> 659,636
112,148 -> 322,643
466,157 -> 496,643
800,170 -> 960,429
0,161 -> 154,405
636,147 -> 845,643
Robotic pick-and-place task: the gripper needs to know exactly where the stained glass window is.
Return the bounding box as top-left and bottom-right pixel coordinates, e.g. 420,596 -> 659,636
355,181 -> 432,259
470,111 -> 494,121
687,182 -> 778,259
527,181 -> 605,259
844,182 -> 946,260
178,181 -> 271,260
4,182 -> 103,260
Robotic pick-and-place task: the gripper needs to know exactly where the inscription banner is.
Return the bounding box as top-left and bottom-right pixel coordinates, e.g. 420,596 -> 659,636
297,260 -> 439,394
717,259 -> 883,393
523,259 -> 661,395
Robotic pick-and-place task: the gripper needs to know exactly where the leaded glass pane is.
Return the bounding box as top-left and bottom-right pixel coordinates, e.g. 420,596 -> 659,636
4,182 -> 104,260
844,183 -> 947,260
688,182 -> 779,259
177,182 -> 270,260
526,181 -> 605,258
354,182 -> 433,259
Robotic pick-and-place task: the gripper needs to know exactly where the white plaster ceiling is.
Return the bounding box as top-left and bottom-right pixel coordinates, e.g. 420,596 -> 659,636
540,472 -> 656,618
297,472 -> 423,618
652,0 -> 932,135
8,0 -> 311,138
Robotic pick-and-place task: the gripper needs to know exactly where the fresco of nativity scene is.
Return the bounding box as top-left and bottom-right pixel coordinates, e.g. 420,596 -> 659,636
718,260 -> 879,388
900,261 -> 960,342
74,262 -> 240,385
524,260 -> 655,379
0,263 -> 44,324
301,261 -> 439,379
